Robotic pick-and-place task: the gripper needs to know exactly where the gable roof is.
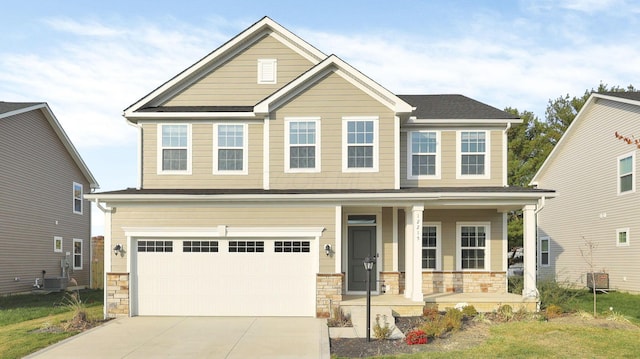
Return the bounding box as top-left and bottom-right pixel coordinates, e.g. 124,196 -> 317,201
531,92 -> 640,185
254,54 -> 413,115
0,102 -> 99,189
124,16 -> 326,117
399,94 -> 521,125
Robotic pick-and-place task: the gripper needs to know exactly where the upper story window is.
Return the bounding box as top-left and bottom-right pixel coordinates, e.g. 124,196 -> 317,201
257,59 -> 277,84
408,131 -> 440,179
540,236 -> 550,266
422,223 -> 441,270
457,222 -> 490,270
73,182 -> 83,214
158,124 -> 191,174
616,228 -> 630,247
285,118 -> 320,172
618,152 -> 635,194
457,131 -> 490,179
214,123 -> 248,175
343,117 -> 378,172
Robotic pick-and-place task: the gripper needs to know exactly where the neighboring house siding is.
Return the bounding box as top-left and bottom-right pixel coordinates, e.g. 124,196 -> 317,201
142,122 -> 264,189
400,129 -> 504,187
536,98 -> 640,291
109,206 -> 336,273
165,34 -> 315,106
0,110 -> 91,293
269,71 -> 396,189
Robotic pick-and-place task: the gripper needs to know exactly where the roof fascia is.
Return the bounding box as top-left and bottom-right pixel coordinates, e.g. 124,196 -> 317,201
255,55 -> 414,115
531,94 -> 600,186
405,118 -> 523,126
39,104 -> 100,189
126,111 -> 260,122
124,17 -> 326,118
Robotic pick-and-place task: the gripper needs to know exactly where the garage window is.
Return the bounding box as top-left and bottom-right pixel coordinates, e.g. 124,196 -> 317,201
138,240 -> 173,252
184,241 -> 219,253
275,241 -> 310,253
229,241 -> 264,253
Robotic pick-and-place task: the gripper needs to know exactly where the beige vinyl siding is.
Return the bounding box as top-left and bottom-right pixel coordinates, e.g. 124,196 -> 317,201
381,207 -> 395,271
397,209 -> 504,272
142,122 -> 263,189
165,34 -> 315,106
269,71 -> 396,189
109,205 -> 336,273
0,110 -> 91,294
401,129 -> 504,187
536,98 -> 640,292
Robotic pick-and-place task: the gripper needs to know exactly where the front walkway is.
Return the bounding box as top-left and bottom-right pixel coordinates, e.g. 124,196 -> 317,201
26,317 -> 329,359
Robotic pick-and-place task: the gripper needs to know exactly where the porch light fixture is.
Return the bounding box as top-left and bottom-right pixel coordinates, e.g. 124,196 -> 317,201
324,244 -> 332,256
363,256 -> 376,342
113,244 -> 124,257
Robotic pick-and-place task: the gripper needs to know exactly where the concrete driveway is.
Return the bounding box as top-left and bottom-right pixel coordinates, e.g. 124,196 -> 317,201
27,317 -> 330,359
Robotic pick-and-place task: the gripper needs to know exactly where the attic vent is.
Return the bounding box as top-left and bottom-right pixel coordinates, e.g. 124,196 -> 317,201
258,59 -> 277,84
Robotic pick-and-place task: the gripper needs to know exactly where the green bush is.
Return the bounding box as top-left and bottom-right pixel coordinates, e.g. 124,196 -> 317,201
508,276 -> 524,294
545,304 -> 563,318
373,314 -> 393,340
538,279 -> 580,311
461,305 -> 478,318
443,308 -> 464,331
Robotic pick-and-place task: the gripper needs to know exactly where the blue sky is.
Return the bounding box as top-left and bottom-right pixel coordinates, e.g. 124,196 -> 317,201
2,0 -> 639,234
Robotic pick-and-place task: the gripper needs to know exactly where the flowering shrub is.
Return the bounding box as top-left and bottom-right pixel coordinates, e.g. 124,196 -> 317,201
405,329 -> 428,345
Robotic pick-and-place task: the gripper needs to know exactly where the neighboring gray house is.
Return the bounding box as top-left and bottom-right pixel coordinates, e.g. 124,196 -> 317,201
0,102 -> 99,294
532,92 -> 640,293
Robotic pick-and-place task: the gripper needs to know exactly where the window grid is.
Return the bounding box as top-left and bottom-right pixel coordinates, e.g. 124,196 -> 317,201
229,241 -> 264,253
289,121 -> 316,169
161,125 -> 188,171
183,241 -> 219,253
217,124 -> 244,171
460,225 -> 486,269
461,131 -> 486,176
347,120 -> 374,168
73,239 -> 83,270
618,153 -> 634,194
73,182 -> 83,214
540,237 -> 550,266
422,226 -> 438,269
275,241 -> 311,253
411,132 -> 437,177
138,240 -> 173,253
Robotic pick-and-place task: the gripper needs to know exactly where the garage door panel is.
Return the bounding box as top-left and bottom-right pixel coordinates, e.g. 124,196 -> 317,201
134,239 -> 315,316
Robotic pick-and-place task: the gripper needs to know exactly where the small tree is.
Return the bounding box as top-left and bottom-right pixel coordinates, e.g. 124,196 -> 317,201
579,237 -> 598,317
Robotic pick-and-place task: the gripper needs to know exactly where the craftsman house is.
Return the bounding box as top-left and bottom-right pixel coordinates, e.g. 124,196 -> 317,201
0,102 -> 98,294
87,17 -> 553,318
533,92 -> 640,293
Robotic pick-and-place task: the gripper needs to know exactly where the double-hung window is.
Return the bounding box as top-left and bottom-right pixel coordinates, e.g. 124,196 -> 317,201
73,238 -> 83,270
618,152 -> 635,194
73,182 -> 83,214
457,222 -> 490,270
422,223 -> 441,270
285,118 -> 320,172
158,124 -> 190,174
616,228 -> 630,247
458,131 -> 490,179
409,131 -> 440,179
214,123 -> 247,174
540,236 -> 550,266
343,117 -> 378,172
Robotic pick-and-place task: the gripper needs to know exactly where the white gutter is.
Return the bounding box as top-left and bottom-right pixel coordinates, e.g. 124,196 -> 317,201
535,196 -> 546,214
503,122 -> 511,186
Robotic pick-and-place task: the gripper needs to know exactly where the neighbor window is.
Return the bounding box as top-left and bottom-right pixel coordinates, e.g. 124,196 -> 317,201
616,228 -> 630,247
458,131 -> 489,178
158,124 -> 190,173
285,118 -> 320,172
73,239 -> 83,270
73,182 -> 83,214
540,236 -> 550,266
214,124 -> 247,174
457,223 -> 490,270
54,236 -> 63,253
343,117 -> 378,172
422,223 -> 441,270
409,131 -> 440,179
257,59 -> 277,84
618,152 -> 635,194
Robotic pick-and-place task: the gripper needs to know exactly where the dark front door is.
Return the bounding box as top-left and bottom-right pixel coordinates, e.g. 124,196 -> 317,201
347,226 -> 377,291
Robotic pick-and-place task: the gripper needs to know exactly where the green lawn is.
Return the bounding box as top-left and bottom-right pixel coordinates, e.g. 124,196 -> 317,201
0,290 -> 103,359
568,290 -> 640,324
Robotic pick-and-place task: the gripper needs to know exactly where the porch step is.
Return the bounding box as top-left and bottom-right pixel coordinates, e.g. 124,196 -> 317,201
424,292 -> 538,312
340,295 -> 425,317
345,306 -> 404,339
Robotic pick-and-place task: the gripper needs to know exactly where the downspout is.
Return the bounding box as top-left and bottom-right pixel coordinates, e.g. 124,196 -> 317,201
126,119 -> 143,190
502,122 -> 511,187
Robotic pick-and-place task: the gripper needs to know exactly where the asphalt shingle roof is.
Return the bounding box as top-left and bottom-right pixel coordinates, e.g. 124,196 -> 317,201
398,94 -> 518,120
0,101 -> 42,116
600,92 -> 640,102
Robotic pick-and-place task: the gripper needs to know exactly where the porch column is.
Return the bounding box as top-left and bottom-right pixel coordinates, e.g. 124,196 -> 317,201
404,205 -> 424,301
522,204 -> 537,298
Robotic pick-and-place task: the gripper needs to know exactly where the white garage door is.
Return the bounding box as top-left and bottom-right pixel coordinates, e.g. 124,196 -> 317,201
133,239 -> 316,316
